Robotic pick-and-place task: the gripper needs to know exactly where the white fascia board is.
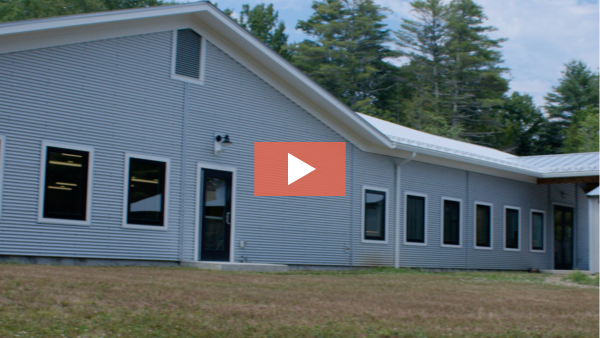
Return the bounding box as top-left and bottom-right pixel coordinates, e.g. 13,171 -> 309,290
0,3 -> 209,36
537,171 -> 600,178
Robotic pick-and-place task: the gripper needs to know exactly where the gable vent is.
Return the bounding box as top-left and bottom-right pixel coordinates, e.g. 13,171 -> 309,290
175,29 -> 201,79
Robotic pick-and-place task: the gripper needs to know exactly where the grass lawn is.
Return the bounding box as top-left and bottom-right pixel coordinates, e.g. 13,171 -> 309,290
0,264 -> 597,337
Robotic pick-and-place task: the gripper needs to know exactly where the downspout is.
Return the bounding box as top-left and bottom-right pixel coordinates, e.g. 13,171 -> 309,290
394,152 -> 416,268
179,83 -> 190,262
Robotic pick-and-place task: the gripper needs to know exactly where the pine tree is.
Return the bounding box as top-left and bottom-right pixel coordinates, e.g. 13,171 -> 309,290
396,0 -> 448,122
494,92 -> 546,155
444,0 -> 508,144
239,3 -> 290,60
544,60 -> 599,153
292,0 -> 398,112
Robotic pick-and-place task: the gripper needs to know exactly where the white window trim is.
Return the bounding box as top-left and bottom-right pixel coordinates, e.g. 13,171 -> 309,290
503,205 -> 521,251
404,191 -> 428,246
0,135 -> 5,220
122,152 -> 170,231
440,196 -> 463,248
37,140 -> 94,226
474,201 -> 493,250
361,185 -> 389,244
170,29 -> 207,85
530,209 -> 546,253
194,162 -> 237,262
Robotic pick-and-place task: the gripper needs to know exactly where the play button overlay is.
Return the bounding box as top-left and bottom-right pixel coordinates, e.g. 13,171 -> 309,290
254,142 -> 346,196
288,153 -> 316,185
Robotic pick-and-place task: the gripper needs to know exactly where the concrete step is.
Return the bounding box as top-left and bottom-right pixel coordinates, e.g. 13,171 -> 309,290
540,269 -> 589,275
180,261 -> 288,272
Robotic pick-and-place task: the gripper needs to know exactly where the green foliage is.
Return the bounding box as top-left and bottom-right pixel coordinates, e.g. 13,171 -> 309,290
563,270 -> 600,286
0,0 -> 169,22
239,3 -> 290,59
291,0 -> 398,113
493,92 -> 546,155
545,60 -> 600,153
395,0 -> 508,146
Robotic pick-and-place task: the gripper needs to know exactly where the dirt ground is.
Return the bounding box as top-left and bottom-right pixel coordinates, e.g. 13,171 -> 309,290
0,264 -> 598,337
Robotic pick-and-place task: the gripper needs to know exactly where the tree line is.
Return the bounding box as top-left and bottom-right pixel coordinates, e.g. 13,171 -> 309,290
1,0 -> 597,155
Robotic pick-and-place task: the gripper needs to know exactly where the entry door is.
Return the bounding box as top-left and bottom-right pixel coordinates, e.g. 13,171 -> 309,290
200,169 -> 232,262
554,205 -> 574,270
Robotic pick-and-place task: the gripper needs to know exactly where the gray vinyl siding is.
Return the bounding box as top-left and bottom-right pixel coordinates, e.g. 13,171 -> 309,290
400,161 -> 468,268
0,28 -> 592,270
398,161 -> 553,270
0,32 -> 185,261
185,40 -> 354,265
352,149 -> 396,266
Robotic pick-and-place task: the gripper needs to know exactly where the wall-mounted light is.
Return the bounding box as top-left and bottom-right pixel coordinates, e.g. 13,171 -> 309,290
214,133 -> 233,154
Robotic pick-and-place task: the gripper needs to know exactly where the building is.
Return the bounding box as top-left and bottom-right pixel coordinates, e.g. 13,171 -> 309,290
0,3 -> 598,271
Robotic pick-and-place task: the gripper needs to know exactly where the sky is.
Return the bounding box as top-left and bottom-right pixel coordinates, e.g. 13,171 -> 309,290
185,0 -> 599,107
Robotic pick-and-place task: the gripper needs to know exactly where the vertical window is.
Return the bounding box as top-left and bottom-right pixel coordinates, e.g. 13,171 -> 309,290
531,210 -> 545,251
442,199 -> 461,246
475,203 -> 492,248
363,188 -> 386,241
38,142 -> 93,225
173,28 -> 203,81
124,154 -> 169,229
504,207 -> 520,250
406,194 -> 426,244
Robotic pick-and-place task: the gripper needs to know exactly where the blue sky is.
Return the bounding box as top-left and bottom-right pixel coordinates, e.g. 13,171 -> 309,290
185,0 -> 599,107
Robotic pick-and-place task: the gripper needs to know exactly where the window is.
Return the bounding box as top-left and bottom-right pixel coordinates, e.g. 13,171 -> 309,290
405,194 -> 426,244
442,198 -> 461,246
363,188 -> 387,242
38,141 -> 93,225
504,207 -> 520,250
172,28 -> 204,83
123,154 -> 170,229
475,203 -> 492,248
530,210 -> 545,252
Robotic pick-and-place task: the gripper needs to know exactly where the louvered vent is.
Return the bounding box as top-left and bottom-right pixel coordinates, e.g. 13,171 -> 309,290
175,29 -> 201,79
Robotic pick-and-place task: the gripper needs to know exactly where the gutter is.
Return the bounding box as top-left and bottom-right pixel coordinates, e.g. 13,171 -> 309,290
394,152 -> 416,269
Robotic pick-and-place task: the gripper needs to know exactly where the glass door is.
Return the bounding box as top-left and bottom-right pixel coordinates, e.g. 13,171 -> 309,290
554,205 -> 574,270
200,169 -> 232,262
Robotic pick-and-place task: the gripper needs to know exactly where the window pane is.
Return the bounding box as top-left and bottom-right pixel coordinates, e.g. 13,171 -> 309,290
531,212 -> 544,250
505,208 -> 520,249
43,147 -> 89,220
127,158 -> 166,226
476,205 -> 491,247
364,190 -> 385,240
176,29 -> 201,78
443,200 -> 460,245
406,195 -> 425,243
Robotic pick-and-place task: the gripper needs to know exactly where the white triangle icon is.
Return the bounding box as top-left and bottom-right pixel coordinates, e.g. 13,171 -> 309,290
288,153 -> 316,185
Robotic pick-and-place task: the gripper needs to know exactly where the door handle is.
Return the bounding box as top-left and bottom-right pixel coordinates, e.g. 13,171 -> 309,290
226,212 -> 231,225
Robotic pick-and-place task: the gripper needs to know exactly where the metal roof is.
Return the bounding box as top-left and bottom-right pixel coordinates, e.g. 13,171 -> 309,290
359,113 -> 600,178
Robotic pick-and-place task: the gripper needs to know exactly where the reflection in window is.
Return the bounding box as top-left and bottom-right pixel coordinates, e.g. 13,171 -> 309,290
127,158 -> 166,226
364,190 -> 386,241
531,212 -> 544,251
43,147 -> 89,220
505,208 -> 520,249
443,200 -> 460,246
476,204 -> 491,247
406,195 -> 425,243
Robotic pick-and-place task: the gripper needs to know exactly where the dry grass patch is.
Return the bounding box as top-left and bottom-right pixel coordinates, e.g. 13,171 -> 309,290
0,264 -> 597,337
